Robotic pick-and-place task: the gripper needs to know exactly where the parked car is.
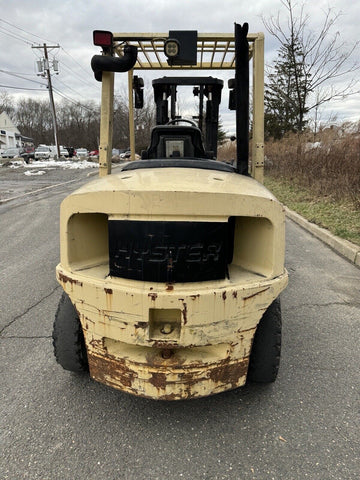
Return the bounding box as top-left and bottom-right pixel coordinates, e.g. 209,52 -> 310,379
1,147 -> 24,159
66,147 -> 75,158
89,149 -> 99,156
21,146 -> 35,163
60,147 -> 69,157
34,145 -> 52,160
76,148 -> 89,159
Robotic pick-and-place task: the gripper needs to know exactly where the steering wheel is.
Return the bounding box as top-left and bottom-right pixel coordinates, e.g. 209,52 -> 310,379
166,118 -> 198,127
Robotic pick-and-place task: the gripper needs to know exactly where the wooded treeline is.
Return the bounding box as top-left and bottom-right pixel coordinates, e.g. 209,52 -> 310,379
0,91 -> 155,150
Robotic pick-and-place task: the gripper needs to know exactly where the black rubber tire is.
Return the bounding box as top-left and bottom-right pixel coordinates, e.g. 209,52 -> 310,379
247,297 -> 282,383
52,292 -> 88,373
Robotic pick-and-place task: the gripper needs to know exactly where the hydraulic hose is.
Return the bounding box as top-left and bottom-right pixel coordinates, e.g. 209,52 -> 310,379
91,45 -> 138,81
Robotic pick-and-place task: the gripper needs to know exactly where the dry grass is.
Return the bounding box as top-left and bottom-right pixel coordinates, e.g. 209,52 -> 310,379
217,141 -> 237,163
217,123 -> 360,245
264,123 -> 360,208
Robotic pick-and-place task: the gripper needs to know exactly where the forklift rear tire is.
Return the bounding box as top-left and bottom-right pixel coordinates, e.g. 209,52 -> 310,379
247,297 -> 281,383
52,292 -> 88,373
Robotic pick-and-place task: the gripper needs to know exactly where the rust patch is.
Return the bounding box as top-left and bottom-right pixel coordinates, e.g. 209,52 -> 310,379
134,321 -> 148,329
178,371 -> 199,387
58,272 -> 83,287
148,292 -> 158,301
182,302 -> 188,324
149,372 -> 167,389
232,291 -> 238,299
152,340 -> 178,349
190,294 -> 200,300
243,287 -> 270,302
145,350 -> 186,367
209,360 -> 248,389
89,338 -> 104,349
222,291 -> 227,301
88,353 -> 136,388
159,393 -> 178,401
104,288 -> 113,310
161,349 -> 174,359
166,284 -> 174,291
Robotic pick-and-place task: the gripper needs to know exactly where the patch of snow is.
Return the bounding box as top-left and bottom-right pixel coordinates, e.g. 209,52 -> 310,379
9,162 -> 24,169
24,170 -> 46,176
305,141 -> 322,152
26,159 -> 98,169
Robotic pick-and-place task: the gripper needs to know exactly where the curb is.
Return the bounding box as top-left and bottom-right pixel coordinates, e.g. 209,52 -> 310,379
284,207 -> 360,268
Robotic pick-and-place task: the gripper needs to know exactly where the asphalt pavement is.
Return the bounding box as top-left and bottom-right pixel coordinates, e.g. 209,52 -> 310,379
1,164 -> 359,480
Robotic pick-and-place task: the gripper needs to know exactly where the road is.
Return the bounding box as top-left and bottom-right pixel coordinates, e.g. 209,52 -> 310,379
1,171 -> 359,480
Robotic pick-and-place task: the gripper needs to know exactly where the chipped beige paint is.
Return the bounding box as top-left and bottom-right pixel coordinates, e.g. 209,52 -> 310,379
56,167 -> 288,399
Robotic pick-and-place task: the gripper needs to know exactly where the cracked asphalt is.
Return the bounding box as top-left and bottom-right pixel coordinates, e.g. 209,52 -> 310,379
0,167 -> 359,480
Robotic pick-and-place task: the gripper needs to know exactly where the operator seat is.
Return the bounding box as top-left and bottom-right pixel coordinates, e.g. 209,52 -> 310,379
142,125 -> 209,160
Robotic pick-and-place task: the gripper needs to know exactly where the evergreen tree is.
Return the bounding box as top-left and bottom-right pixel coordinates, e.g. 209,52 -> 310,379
217,118 -> 227,145
265,32 -> 308,139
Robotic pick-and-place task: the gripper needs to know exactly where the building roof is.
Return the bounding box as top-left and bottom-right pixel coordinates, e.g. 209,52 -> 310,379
0,112 -> 20,134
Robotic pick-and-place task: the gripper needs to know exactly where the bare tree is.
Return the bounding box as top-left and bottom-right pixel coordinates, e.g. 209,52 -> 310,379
263,0 -> 359,134
0,91 -> 16,118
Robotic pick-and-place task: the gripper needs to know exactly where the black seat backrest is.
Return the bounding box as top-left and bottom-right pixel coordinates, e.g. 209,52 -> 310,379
144,125 -> 208,159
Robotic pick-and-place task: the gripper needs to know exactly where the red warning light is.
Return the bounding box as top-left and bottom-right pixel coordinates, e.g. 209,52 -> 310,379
93,30 -> 113,48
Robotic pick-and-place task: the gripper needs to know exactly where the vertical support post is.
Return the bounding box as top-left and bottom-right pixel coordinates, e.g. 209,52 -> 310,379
170,85 -> 177,120
128,69 -> 135,161
99,71 -> 114,177
234,23 -> 250,175
198,85 -> 204,133
251,33 -> 265,183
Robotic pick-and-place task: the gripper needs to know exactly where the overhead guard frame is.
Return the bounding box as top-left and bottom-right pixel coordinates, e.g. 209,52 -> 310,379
96,27 -> 264,182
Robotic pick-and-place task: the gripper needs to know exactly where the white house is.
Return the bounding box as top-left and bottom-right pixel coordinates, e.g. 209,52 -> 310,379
0,112 -> 33,152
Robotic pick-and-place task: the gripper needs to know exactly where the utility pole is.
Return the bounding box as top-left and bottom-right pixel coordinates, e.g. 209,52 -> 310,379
32,44 -> 60,159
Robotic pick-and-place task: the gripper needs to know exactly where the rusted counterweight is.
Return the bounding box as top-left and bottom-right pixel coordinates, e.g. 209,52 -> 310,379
57,275 -> 286,400
56,167 -> 288,399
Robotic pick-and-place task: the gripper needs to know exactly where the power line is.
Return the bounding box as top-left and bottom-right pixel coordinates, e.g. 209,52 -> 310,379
0,84 -> 45,91
0,26 -> 33,45
0,69 -> 47,86
0,18 -> 57,44
52,76 -> 93,101
61,47 -> 91,76
0,70 -> 36,76
52,86 -> 97,112
0,17 -> 100,103
60,60 -> 100,92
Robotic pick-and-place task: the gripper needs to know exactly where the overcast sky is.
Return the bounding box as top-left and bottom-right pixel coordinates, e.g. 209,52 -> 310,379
0,0 -> 359,133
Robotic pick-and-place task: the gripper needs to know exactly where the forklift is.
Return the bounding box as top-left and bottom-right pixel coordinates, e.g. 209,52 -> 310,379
53,24 -> 288,399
